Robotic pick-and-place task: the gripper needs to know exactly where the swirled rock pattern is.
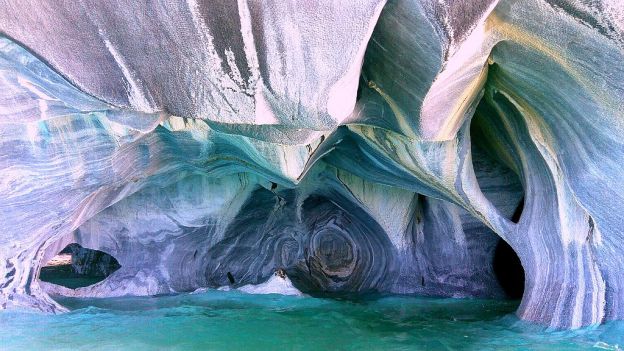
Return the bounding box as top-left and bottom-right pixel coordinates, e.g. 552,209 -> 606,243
0,0 -> 622,330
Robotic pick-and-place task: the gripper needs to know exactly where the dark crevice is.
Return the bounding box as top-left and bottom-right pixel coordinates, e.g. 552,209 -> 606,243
226,272 -> 236,285
39,243 -> 120,289
493,239 -> 525,299
511,196 -> 524,223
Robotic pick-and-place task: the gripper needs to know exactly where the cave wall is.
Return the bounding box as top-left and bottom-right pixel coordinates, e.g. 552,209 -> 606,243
38,163 -> 515,300
0,0 -> 623,329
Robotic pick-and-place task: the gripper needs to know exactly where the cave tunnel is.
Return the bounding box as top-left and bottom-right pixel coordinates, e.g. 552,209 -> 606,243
493,197 -> 525,300
39,243 -> 121,289
493,238 -> 525,300
469,94 -> 527,301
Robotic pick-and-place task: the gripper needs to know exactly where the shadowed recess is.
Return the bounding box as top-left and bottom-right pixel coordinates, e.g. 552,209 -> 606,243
39,244 -> 121,289
470,104 -> 525,220
288,195 -> 398,295
493,239 -> 525,299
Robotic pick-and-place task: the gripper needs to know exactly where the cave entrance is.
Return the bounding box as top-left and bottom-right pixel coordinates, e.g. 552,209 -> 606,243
470,98 -> 526,300
493,238 -> 525,299
39,243 -> 121,289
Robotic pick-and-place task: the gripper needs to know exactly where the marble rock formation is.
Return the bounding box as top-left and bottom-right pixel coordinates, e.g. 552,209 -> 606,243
0,0 -> 622,329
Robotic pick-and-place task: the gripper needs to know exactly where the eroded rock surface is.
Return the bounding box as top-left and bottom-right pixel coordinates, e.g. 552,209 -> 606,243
0,0 -> 622,329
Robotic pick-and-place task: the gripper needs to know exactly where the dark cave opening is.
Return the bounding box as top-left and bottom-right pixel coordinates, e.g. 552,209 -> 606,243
471,102 -> 526,299
39,243 -> 121,289
511,196 -> 524,224
493,239 -> 525,299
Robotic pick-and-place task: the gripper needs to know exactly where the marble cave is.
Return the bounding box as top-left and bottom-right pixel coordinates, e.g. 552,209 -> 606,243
1,1 -> 624,345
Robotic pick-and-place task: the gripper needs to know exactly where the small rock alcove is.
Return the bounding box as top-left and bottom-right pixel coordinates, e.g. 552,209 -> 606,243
470,101 -> 526,301
493,197 -> 526,299
493,238 -> 525,300
39,243 -> 121,289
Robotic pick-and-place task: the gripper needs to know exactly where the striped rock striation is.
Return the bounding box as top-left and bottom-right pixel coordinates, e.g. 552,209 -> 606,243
0,0 -> 622,329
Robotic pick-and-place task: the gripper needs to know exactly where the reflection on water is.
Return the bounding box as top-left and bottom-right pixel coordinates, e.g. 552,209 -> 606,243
0,291 -> 622,350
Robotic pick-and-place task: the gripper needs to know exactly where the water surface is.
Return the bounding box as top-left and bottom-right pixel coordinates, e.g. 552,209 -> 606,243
0,291 -> 622,350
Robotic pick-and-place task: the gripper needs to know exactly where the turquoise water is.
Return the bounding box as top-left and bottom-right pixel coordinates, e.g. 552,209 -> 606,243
0,291 -> 622,350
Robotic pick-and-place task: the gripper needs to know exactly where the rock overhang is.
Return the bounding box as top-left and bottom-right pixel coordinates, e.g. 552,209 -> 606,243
0,0 -> 622,330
